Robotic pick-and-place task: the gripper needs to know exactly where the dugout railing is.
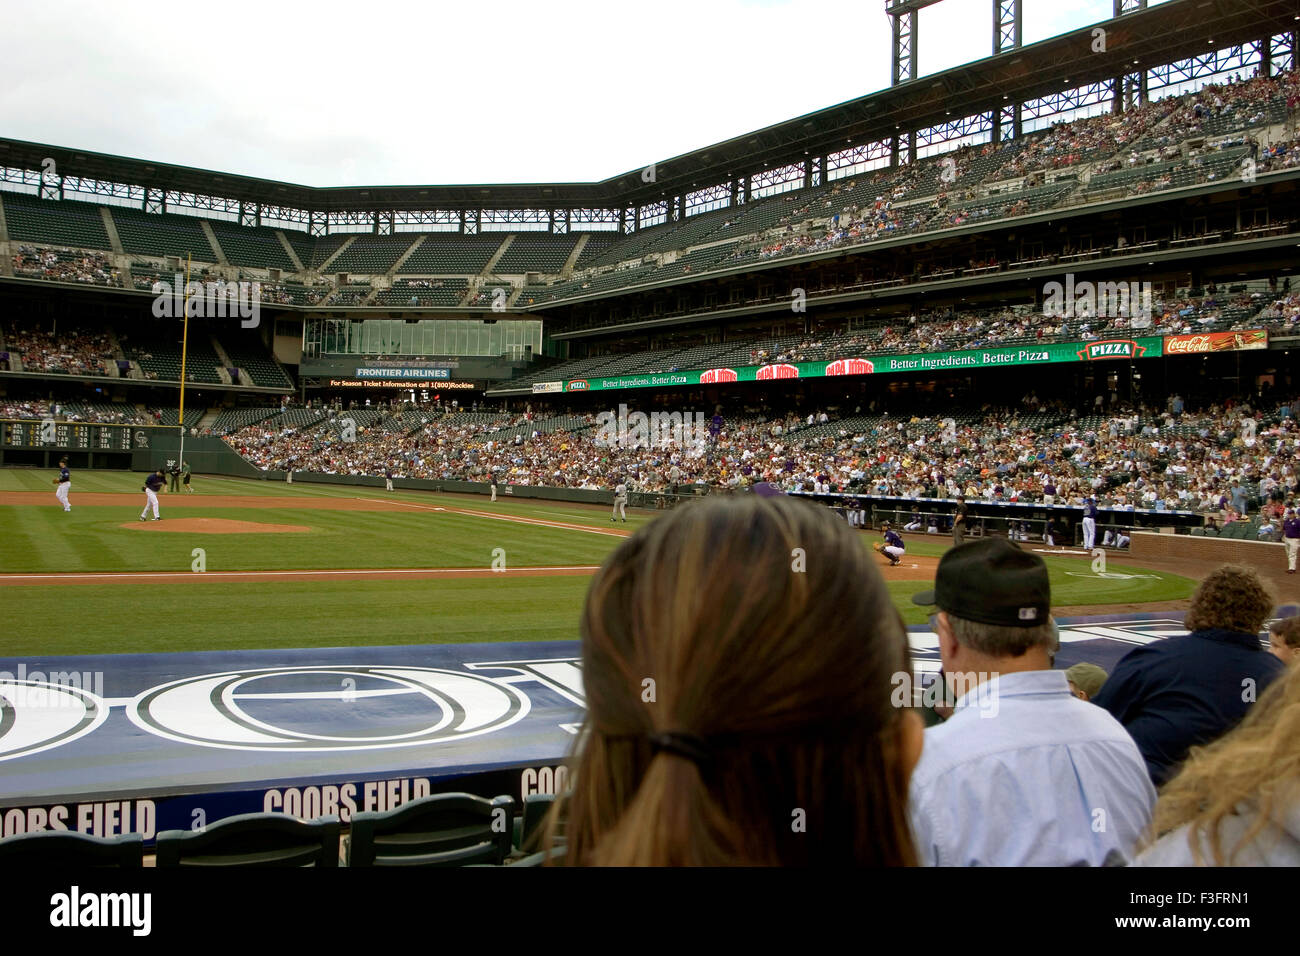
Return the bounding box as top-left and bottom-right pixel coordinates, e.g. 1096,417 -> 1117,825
788,492 -> 1205,547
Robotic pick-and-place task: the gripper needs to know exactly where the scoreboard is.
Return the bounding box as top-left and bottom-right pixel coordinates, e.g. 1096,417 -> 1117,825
1,420 -> 156,452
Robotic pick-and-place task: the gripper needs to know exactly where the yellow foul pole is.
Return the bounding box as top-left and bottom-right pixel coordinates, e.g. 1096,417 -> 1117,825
178,254 -> 192,470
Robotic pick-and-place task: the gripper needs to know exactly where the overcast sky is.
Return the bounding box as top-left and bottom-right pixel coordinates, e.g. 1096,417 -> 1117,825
0,0 -> 1148,187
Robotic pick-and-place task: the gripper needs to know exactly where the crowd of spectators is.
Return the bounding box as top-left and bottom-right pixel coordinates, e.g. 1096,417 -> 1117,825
699,289 -> 1294,368
331,288 -> 370,306
393,279 -> 452,307
11,246 -> 118,286
2,323 -> 116,376
1143,70 -> 1300,152
0,399 -> 146,424
730,69 -> 1300,271
258,283 -> 329,306
222,388 -> 1299,522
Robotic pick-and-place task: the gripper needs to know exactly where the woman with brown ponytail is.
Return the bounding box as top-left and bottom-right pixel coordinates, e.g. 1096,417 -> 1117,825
543,494 -> 924,866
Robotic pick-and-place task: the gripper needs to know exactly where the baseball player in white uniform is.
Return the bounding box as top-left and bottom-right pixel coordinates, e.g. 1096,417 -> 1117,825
1082,497 -> 1098,549
612,480 -> 628,522
54,458 -> 72,511
140,468 -> 165,520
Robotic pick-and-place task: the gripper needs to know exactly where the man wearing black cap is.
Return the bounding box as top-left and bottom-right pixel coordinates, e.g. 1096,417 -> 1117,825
951,495 -> 969,547
907,538 -> 1155,866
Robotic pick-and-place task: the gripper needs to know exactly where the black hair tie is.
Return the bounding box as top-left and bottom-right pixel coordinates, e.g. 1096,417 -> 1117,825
648,731 -> 712,767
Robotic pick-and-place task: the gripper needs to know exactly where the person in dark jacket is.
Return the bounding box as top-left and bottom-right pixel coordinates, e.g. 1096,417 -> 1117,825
1094,565 -> 1284,786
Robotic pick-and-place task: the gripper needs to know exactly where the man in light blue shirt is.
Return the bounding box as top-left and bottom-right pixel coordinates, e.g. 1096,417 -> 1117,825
909,539 -> 1156,866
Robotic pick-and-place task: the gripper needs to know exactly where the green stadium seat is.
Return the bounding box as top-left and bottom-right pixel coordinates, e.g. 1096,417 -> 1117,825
0,830 -> 144,867
347,793 -> 515,867
516,792 -> 565,853
155,812 -> 340,867
510,845 -> 568,867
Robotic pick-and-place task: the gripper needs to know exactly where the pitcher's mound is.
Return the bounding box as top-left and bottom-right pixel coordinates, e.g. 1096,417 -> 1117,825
122,518 -> 311,534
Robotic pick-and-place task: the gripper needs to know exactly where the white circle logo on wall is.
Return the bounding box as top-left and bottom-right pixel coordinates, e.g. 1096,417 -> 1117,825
127,666 -> 531,752
1064,571 -> 1162,581
0,680 -> 108,762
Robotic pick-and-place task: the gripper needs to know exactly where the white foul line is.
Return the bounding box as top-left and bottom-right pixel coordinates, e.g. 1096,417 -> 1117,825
0,566 -> 601,583
354,497 -> 630,538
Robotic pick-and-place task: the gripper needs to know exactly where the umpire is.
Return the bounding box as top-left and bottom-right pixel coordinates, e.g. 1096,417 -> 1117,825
952,495 -> 969,546
169,462 -> 181,493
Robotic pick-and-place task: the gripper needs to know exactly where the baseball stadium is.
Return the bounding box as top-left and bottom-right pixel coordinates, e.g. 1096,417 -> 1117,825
1,0 -> 1299,883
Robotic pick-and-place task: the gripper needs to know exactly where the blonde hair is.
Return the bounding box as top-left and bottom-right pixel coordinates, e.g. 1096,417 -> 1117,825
1145,662 -> 1300,865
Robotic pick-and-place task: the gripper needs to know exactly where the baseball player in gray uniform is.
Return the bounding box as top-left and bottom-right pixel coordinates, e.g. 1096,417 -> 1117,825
611,480 -> 628,522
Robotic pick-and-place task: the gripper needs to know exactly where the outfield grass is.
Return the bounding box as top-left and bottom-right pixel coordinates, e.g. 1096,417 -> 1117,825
0,469 -> 1197,656
2,577 -> 593,656
0,471 -> 643,573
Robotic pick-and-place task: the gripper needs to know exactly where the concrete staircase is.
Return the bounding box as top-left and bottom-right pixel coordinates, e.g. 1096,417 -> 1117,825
276,230 -> 304,271
390,235 -> 426,274
200,221 -> 228,265
0,194 -> 9,278
481,235 -> 513,274
561,234 -> 589,276
100,208 -> 124,253
318,236 -> 356,273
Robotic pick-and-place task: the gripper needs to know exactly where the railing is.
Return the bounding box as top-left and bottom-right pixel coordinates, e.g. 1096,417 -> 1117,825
786,491 -> 1206,544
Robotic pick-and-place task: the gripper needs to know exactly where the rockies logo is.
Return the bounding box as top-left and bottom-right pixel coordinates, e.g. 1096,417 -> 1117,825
126,666 -> 531,752
0,680 -> 108,762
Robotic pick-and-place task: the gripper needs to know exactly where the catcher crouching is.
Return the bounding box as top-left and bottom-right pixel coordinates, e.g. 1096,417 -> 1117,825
875,522 -> 906,566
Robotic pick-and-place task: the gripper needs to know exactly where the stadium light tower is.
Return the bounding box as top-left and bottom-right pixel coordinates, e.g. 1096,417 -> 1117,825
994,0 -> 1022,55
885,0 -> 944,86
887,1 -> 1028,82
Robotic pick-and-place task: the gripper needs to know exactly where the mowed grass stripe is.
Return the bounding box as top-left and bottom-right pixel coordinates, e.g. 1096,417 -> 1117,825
0,577 -> 592,656
1,472 -> 660,556
0,470 -> 650,530
0,506 -> 85,572
0,505 -> 619,573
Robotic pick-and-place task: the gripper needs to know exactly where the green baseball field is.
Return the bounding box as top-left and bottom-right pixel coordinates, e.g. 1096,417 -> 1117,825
0,469 -> 1198,656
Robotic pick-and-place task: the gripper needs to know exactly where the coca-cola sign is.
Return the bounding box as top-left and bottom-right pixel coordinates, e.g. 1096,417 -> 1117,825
1165,330 -> 1267,354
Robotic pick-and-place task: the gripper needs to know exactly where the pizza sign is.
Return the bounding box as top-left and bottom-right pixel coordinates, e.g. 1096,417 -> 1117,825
1077,340 -> 1147,361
